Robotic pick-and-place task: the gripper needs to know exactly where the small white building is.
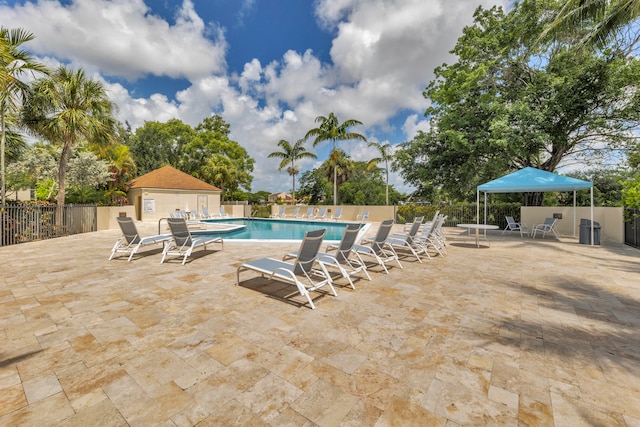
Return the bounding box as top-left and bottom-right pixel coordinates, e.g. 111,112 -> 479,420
127,165 -> 221,222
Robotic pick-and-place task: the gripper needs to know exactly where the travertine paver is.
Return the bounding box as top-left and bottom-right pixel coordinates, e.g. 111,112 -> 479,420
1,222 -> 639,426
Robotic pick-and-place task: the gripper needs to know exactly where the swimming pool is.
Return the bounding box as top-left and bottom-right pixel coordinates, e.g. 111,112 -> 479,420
194,218 -> 366,241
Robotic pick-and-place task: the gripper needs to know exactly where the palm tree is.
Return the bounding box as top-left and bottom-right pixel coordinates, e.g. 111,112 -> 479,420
321,149 -> 354,188
1,27 -> 49,208
268,138 -> 317,204
201,153 -> 238,202
22,66 -> 116,223
542,0 -> 640,50
366,141 -> 394,205
304,112 -> 367,204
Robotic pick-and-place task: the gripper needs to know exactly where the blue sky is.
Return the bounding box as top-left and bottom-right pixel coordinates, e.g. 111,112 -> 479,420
1,0 -> 508,193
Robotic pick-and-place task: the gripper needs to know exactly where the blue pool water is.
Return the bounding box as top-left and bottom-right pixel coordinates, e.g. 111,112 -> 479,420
194,218 -> 360,241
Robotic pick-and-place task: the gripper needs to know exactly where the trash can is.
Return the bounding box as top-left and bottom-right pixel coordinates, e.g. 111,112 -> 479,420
579,219 -> 600,245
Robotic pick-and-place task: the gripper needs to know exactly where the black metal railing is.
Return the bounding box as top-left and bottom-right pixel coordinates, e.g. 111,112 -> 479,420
1,204 -> 97,247
624,208 -> 640,249
395,204 -> 521,229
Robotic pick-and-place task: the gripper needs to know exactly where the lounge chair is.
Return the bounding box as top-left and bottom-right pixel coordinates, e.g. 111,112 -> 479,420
354,219 -> 402,274
401,216 -> 425,233
236,229 -> 336,309
270,206 -> 286,218
532,218 -> 560,239
286,224 -> 371,289
413,214 -> 447,259
330,207 -> 342,221
218,207 -> 230,218
387,217 -> 424,263
502,216 -> 528,237
109,217 -> 172,262
161,218 -> 224,265
314,207 -> 327,220
170,209 -> 187,219
300,207 -> 313,219
201,207 -> 216,218
288,207 -> 300,218
356,211 -> 369,221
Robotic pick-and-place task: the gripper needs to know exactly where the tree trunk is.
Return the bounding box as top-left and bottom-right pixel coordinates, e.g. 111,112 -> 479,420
1,108 -> 6,209
56,138 -> 73,226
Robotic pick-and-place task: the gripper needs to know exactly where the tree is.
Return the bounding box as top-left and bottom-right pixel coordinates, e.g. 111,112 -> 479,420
395,1 -> 640,204
22,67 -> 116,220
268,138 -> 317,204
128,119 -> 194,175
0,27 -> 49,208
320,148 -> 354,192
187,115 -> 254,194
8,143 -> 112,202
339,161 -> 404,205
367,141 -> 394,205
127,116 -> 255,195
200,154 -> 238,202
304,112 -> 367,204
297,168 -> 330,205
542,0 -> 640,51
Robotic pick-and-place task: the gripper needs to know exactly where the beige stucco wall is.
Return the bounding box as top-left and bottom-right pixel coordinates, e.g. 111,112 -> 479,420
127,188 -> 221,223
97,206 -> 136,230
521,206 -> 623,243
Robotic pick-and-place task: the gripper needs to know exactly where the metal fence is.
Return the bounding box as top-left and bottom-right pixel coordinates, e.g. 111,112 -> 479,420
624,208 -> 640,249
1,204 -> 97,247
395,204 -> 522,229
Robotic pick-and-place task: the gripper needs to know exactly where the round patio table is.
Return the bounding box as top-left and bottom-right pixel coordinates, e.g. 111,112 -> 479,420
456,223 -> 499,247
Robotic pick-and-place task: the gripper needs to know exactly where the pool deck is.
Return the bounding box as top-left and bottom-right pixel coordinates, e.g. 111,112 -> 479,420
1,222 -> 639,426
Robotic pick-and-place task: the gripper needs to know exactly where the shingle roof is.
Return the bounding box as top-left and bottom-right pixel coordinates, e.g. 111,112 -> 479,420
128,165 -> 221,191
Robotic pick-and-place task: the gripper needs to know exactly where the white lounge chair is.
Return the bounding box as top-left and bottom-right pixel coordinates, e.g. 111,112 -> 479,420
287,223 -> 371,289
330,207 -> 342,221
356,211 -> 369,221
532,218 -> 560,239
218,207 -> 230,218
387,217 -> 424,263
161,218 -> 224,265
200,207 -> 216,218
300,207 -> 313,219
236,229 -> 336,309
270,206 -> 286,218
314,207 -> 327,220
288,207 -> 300,218
502,216 -> 528,237
355,219 -> 402,274
109,217 -> 172,262
413,214 -> 447,259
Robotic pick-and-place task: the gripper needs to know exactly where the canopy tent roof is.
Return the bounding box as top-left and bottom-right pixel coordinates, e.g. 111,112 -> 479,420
477,167 -> 592,193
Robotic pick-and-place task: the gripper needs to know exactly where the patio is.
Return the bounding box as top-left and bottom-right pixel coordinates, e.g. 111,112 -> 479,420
1,223 -> 639,426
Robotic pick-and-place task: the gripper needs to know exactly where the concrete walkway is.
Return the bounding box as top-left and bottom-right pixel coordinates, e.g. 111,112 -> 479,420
0,223 -> 639,426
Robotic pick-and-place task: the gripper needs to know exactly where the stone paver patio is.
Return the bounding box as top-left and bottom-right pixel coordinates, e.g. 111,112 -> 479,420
1,222 -> 639,426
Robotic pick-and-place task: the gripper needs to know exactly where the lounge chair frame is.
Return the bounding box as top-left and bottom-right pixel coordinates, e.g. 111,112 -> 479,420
355,219 -> 402,274
532,218 -> 560,239
237,229 -> 335,309
109,217 -> 172,262
502,216 -> 528,237
161,218 -> 223,265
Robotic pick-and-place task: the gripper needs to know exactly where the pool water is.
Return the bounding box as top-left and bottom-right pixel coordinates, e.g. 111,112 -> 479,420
195,218 -> 360,241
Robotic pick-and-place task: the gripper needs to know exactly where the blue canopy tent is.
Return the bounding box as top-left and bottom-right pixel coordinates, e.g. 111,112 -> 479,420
477,167 -> 594,243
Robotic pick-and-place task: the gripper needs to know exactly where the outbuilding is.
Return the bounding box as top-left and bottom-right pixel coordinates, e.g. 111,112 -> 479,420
127,165 -> 222,222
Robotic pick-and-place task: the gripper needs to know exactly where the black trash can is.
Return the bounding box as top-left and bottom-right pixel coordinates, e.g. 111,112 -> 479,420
579,219 -> 601,245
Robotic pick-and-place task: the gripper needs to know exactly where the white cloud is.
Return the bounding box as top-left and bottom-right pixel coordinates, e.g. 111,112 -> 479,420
0,0 -> 227,80
1,0 -> 509,192
403,114 -> 430,140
